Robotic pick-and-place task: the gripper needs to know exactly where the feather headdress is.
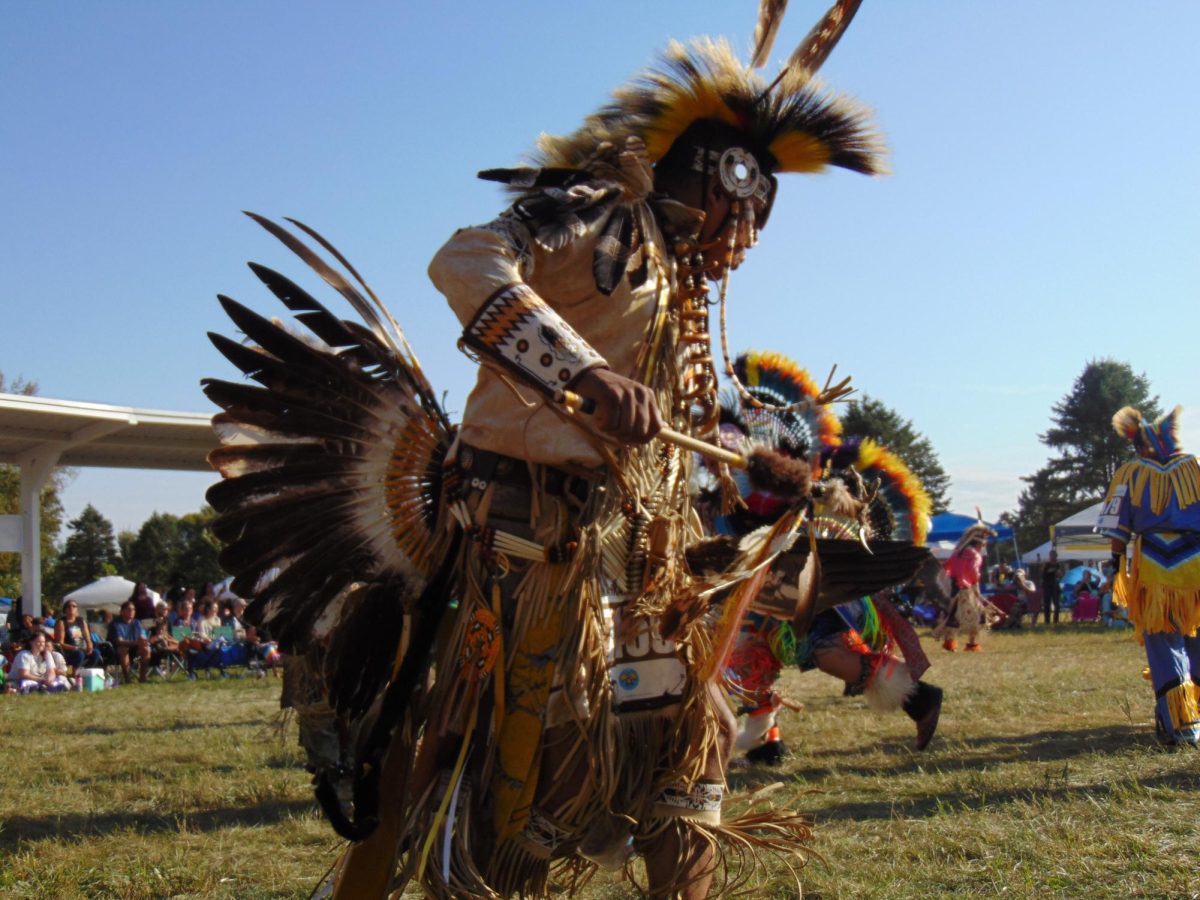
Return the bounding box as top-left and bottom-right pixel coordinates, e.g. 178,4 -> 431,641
535,37 -> 884,182
1113,404 -> 1184,462
953,522 -> 996,556
729,350 -> 843,456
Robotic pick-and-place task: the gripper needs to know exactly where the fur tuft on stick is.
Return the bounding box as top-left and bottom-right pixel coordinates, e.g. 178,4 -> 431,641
746,448 -> 811,502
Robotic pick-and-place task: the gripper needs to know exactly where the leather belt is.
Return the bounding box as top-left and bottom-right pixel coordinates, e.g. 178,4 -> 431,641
458,444 -> 595,502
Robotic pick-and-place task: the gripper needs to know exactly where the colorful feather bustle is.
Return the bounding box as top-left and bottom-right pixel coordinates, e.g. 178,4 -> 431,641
1157,406 -> 1184,456
851,438 -> 932,545
1113,404 -> 1186,464
733,350 -> 842,456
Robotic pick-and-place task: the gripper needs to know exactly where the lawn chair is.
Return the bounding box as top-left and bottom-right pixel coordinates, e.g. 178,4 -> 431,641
1072,591 -> 1100,622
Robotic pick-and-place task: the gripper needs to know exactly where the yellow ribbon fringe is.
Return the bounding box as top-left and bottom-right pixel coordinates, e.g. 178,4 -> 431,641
1114,569 -> 1200,638
1164,681 -> 1200,733
1106,456 -> 1200,515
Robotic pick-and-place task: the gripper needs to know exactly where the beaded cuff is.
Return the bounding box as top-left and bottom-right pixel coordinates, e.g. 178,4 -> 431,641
462,283 -> 606,397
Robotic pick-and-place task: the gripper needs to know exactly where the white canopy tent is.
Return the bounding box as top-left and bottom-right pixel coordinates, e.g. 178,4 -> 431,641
1051,501 -> 1109,555
64,576 -> 162,615
1020,540 -> 1107,566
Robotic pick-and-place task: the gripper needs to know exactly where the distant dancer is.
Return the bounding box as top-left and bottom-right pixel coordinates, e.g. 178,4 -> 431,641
1100,406 -> 1200,746
934,524 -> 994,652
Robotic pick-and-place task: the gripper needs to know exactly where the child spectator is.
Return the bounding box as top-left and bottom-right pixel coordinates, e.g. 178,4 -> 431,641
223,598 -> 248,640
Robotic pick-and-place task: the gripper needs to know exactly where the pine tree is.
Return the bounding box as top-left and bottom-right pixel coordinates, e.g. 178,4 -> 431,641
1041,359 -> 1160,496
1009,359 -> 1159,550
47,504 -> 119,597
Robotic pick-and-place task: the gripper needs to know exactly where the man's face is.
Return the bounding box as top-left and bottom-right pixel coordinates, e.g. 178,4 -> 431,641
698,188 -> 771,277
121,603 -> 135,621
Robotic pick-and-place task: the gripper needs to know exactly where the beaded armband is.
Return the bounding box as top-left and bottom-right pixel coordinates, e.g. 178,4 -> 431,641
462,283 -> 607,396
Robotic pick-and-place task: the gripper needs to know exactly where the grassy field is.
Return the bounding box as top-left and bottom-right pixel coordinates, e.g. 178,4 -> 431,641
1,626 -> 1197,899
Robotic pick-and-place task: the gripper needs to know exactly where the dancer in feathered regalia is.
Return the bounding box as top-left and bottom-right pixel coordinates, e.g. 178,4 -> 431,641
1100,406 -> 1200,746
933,522 -> 996,652
204,3 -> 907,897
712,352 -> 941,762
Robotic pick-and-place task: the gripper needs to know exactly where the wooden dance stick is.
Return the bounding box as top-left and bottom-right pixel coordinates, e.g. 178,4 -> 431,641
557,390 -> 748,469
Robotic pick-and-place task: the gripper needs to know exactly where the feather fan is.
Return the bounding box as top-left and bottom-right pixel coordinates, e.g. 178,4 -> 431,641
204,214 -> 454,719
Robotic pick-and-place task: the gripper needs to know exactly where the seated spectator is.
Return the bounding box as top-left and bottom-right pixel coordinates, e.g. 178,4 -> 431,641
49,646 -> 74,690
152,600 -> 171,633
197,582 -> 217,613
147,620 -> 181,672
108,600 -> 151,683
168,597 -> 195,631
129,581 -> 157,622
54,600 -> 102,671
182,599 -> 227,677
223,598 -> 248,640
12,632 -> 68,693
194,600 -> 223,642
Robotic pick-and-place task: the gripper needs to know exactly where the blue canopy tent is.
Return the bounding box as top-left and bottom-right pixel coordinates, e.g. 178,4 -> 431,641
927,513 -> 1014,544
927,513 -> 1019,564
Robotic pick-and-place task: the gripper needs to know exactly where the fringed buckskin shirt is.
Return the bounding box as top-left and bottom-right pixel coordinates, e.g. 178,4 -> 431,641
429,213 -> 667,471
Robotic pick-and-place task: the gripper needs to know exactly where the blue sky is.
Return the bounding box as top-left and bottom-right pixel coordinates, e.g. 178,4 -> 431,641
3,1 -> 1196,536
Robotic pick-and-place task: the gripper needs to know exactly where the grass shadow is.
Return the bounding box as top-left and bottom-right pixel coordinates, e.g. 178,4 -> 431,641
808,767 -> 1200,824
52,718 -> 268,737
772,723 -> 1148,784
3,798 -> 318,842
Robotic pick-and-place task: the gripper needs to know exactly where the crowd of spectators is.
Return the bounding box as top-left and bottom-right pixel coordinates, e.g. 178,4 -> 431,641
0,580 -> 280,695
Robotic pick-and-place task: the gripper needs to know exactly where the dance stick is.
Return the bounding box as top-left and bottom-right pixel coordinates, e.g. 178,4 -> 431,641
557,390 -> 748,469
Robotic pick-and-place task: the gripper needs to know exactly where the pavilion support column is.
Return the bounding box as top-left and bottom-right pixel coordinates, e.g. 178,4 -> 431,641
16,447 -> 61,618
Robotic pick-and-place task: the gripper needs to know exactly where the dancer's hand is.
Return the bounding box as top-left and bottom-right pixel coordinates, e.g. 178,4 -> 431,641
572,368 -> 664,445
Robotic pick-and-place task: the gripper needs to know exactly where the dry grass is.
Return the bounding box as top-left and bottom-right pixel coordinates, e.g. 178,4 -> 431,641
1,627 -> 1197,898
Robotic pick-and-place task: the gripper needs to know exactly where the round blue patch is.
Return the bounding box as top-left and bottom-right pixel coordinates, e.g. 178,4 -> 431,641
617,667 -> 639,690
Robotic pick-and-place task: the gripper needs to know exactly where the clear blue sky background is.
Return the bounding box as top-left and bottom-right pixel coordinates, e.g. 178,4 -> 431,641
3,1 -> 1196,537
